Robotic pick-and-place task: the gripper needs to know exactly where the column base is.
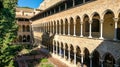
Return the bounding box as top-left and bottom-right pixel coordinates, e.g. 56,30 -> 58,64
63,33 -> 65,35
113,38 -> 118,41
68,34 -> 70,36
99,37 -> 104,40
80,35 -> 83,37
88,36 -> 92,38
73,34 -> 76,36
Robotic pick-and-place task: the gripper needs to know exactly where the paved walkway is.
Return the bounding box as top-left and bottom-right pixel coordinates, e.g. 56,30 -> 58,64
48,57 -> 68,67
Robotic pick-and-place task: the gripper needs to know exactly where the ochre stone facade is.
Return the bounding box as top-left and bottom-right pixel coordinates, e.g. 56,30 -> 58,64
31,0 -> 120,67
15,7 -> 39,44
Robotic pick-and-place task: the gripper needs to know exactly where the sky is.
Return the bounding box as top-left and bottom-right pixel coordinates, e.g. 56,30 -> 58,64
18,0 -> 43,8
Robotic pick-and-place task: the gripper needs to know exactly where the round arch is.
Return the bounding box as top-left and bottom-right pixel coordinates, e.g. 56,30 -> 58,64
26,35 -> 30,42
103,53 -> 115,67
26,25 -> 30,32
57,20 -> 59,34
83,47 -> 90,67
65,18 -> 68,35
75,16 -> 81,36
76,45 -> 81,65
70,17 -> 74,35
92,50 -> 100,67
70,44 -> 74,63
83,14 -> 90,37
22,25 -> 25,32
23,35 -> 27,42
103,9 -> 115,40
91,12 -> 100,38
65,43 -> 69,60
60,19 -> 64,34
19,35 -> 22,42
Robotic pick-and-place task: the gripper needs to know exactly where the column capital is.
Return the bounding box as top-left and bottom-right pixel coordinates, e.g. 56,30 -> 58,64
100,59 -> 104,62
74,49 -> 77,53
80,22 -> 83,24
89,55 -> 93,59
89,20 -> 93,24
113,18 -> 119,22
114,64 -> 119,67
100,19 -> 104,23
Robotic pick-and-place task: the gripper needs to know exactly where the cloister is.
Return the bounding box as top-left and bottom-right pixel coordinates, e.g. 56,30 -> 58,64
33,10 -> 120,41
31,0 -> 120,67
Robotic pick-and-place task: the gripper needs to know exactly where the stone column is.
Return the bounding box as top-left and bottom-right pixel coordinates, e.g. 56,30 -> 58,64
89,55 -> 93,67
63,21 -> 65,35
100,59 -> 104,67
53,23 -> 54,33
50,22 -> 52,33
80,22 -> 83,37
114,64 -> 119,67
56,43 -> 58,55
68,48 -> 71,62
64,48 -> 66,59
81,53 -> 84,67
83,0 -> 85,3
72,0 -> 75,6
88,21 -> 92,38
59,6 -> 61,12
59,43 -> 61,56
113,18 -> 118,41
74,49 -> 76,65
68,23 -> 70,35
56,22 -> 58,34
73,23 -> 76,36
99,19 -> 104,39
53,42 -> 55,54
59,23 -> 61,35
65,3 -> 67,10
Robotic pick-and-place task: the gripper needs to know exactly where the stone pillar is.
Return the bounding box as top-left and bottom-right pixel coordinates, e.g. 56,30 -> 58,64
113,18 -> 118,41
80,22 -> 83,37
88,21 -> 92,38
68,48 -> 71,62
53,23 -> 54,33
64,48 -> 66,59
54,9 -> 56,13
99,19 -> 104,39
74,50 -> 76,65
81,53 -> 84,67
68,23 -> 70,35
59,43 -> 61,56
65,3 -> 67,10
63,22 -> 65,35
114,64 -> 119,67
73,23 -> 76,36
89,55 -> 93,67
59,23 -> 61,35
56,43 -> 58,55
53,42 -> 55,54
50,23 -> 52,33
100,59 -> 104,67
56,22 -> 58,34
73,0 -> 75,6
83,0 -> 85,3
59,6 -> 61,12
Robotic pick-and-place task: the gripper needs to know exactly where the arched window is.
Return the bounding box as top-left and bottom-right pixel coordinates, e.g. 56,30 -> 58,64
27,35 -> 30,42
23,35 -> 27,42
92,19 -> 100,32
26,25 -> 30,32
22,25 -> 25,32
19,35 -> 22,42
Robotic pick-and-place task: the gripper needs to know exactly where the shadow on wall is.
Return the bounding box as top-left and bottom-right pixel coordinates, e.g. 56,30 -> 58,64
41,32 -> 55,47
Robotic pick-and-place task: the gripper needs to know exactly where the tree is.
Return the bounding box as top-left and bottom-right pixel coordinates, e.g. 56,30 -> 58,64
0,0 -> 20,67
